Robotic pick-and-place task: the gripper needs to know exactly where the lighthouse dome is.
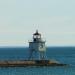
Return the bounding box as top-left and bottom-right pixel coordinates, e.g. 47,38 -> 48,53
33,30 -> 41,35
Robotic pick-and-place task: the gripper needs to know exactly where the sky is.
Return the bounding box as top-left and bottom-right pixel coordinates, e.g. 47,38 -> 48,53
0,0 -> 75,46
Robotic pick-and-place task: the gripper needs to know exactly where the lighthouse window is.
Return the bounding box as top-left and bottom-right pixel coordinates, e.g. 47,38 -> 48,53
33,34 -> 41,39
38,36 -> 40,38
34,38 -> 36,41
34,36 -> 37,38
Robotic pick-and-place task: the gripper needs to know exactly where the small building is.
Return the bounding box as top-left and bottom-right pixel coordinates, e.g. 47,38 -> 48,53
29,30 -> 46,60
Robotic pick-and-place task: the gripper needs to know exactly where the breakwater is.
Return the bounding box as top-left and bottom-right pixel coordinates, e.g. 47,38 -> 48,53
0,60 -> 67,67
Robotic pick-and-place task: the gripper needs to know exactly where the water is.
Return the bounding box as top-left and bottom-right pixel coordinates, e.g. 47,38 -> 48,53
0,47 -> 75,75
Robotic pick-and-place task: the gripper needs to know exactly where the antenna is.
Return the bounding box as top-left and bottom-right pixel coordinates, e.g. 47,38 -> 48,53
33,24 -> 39,31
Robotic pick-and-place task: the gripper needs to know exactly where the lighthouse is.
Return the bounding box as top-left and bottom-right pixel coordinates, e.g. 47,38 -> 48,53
29,30 -> 46,60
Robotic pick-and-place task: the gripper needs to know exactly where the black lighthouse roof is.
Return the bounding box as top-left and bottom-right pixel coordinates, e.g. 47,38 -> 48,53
33,30 -> 41,35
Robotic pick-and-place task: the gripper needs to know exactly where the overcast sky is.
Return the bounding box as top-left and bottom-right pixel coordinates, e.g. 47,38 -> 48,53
0,0 -> 75,46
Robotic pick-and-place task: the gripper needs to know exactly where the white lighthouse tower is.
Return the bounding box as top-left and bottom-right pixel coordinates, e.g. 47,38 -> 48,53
29,30 -> 46,60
